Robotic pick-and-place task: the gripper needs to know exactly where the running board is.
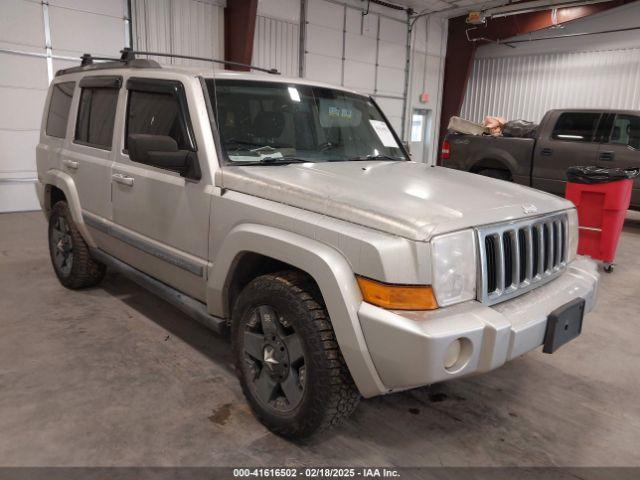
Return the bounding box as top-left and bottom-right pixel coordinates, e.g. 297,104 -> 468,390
91,248 -> 228,335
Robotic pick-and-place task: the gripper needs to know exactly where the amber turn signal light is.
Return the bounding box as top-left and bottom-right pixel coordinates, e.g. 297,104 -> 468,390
356,276 -> 438,311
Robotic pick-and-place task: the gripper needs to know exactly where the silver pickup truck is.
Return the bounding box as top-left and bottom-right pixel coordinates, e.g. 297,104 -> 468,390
443,109 -> 640,210
36,55 -> 599,439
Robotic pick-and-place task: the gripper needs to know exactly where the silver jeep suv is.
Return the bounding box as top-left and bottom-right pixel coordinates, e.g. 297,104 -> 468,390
36,52 -> 599,438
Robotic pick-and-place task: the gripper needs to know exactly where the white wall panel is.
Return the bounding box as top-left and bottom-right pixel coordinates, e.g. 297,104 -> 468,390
0,0 -> 44,50
306,23 -> 342,58
0,0 -> 128,212
132,0 -> 224,68
253,15 -> 299,77
376,66 -> 404,96
378,40 -> 405,69
306,0 -> 343,28
345,7 -> 376,38
49,0 -> 125,18
304,53 -> 342,85
49,4 -> 125,57
343,61 -> 375,92
461,3 -> 640,124
461,48 -> 640,124
257,0 -> 300,23
345,32 -> 376,64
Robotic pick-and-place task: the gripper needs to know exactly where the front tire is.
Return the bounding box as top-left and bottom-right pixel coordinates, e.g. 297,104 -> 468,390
48,201 -> 106,289
232,271 -> 360,439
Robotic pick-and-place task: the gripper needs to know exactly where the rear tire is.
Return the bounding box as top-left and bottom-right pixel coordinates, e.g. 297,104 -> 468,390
232,271 -> 360,439
48,201 -> 106,289
477,168 -> 512,181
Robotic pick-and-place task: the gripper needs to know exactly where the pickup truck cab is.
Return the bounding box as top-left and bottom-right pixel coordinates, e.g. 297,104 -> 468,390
443,109 -> 640,210
36,55 -> 599,439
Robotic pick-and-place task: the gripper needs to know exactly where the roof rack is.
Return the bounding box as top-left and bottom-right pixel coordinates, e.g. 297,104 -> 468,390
56,47 -> 279,77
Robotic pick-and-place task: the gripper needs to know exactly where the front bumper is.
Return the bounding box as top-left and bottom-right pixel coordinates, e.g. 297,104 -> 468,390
358,256 -> 599,393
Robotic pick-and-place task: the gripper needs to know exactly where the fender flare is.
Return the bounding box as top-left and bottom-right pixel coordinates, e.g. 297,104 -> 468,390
208,223 -> 387,398
42,169 -> 96,247
471,150 -> 517,176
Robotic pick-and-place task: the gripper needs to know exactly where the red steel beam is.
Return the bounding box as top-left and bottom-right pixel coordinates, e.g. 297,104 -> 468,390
437,0 -> 629,162
224,0 -> 258,71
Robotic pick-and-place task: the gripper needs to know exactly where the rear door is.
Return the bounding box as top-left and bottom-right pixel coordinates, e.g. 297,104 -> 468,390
597,113 -> 640,208
532,111 -> 601,196
108,76 -> 210,300
64,75 -> 121,222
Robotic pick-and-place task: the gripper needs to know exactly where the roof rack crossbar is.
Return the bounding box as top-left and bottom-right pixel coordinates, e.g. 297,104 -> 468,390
129,49 -> 280,75
80,53 -> 122,66
56,47 -> 280,77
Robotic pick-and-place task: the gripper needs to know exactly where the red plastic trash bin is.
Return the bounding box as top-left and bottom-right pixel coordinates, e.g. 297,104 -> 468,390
564,166 -> 638,272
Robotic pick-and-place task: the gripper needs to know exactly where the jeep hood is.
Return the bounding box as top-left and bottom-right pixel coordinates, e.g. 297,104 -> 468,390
221,161 -> 572,242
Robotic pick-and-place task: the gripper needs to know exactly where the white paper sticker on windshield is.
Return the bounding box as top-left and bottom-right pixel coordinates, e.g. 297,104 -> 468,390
369,120 -> 398,148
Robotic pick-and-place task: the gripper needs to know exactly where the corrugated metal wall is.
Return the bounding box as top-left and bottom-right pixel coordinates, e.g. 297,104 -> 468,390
131,0 -> 225,67
253,15 -> 300,77
461,47 -> 640,123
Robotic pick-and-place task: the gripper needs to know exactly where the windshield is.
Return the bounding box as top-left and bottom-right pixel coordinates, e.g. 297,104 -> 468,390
205,79 -> 406,164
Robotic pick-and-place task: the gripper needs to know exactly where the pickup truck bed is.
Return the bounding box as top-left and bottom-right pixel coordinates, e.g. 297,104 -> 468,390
444,109 -> 640,210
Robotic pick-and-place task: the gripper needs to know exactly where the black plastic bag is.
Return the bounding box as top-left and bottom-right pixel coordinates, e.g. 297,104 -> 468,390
566,166 -> 640,184
502,120 -> 538,138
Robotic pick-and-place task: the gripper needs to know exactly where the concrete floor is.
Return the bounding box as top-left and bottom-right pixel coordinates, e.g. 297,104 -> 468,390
1,211 -> 639,467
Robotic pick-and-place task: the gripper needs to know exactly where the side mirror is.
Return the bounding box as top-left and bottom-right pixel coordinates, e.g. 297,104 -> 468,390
128,134 -> 201,181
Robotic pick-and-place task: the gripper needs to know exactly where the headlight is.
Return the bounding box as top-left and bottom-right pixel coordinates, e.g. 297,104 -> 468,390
567,208 -> 579,262
431,229 -> 477,307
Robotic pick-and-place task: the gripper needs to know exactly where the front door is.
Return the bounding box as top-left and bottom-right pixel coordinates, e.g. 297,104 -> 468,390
109,77 -> 210,300
597,113 -> 640,209
532,111 -> 601,196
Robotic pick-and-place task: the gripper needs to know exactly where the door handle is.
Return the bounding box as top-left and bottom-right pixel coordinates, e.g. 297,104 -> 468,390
62,159 -> 79,170
111,173 -> 134,186
599,151 -> 615,161
540,148 -> 553,157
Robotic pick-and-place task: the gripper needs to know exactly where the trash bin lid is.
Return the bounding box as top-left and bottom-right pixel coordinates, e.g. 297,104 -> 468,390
566,166 -> 640,184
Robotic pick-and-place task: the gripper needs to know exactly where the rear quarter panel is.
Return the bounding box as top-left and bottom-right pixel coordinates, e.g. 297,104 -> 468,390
444,134 -> 535,185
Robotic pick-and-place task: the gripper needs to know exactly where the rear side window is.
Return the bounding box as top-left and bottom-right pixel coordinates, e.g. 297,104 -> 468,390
75,87 -> 119,150
126,90 -> 188,150
552,112 -> 601,142
46,82 -> 75,138
609,114 -> 640,149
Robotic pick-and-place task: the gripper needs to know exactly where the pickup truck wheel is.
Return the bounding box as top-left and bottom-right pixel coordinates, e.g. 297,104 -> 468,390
48,201 -> 106,289
232,271 -> 360,439
478,168 -> 512,181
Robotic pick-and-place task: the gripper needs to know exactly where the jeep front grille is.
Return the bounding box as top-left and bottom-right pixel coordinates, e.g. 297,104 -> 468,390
477,212 -> 568,305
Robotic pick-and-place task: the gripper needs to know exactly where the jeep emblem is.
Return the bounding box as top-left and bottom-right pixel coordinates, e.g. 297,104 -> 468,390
522,203 -> 538,214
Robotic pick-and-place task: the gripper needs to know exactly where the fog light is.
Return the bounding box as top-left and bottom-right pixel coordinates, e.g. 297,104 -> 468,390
444,339 -> 462,369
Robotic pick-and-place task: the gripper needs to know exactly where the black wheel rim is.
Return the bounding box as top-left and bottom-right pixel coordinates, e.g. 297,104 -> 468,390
51,216 -> 73,277
243,305 -> 306,413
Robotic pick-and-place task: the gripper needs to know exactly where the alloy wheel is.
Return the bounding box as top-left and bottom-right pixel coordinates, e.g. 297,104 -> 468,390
243,305 -> 306,413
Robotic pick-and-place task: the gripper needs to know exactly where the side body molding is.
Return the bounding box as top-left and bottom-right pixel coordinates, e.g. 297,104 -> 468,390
208,223 -> 387,398
42,169 -> 96,247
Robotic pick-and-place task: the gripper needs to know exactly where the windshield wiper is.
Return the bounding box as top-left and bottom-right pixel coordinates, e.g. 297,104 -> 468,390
345,154 -> 406,162
231,156 -> 312,166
